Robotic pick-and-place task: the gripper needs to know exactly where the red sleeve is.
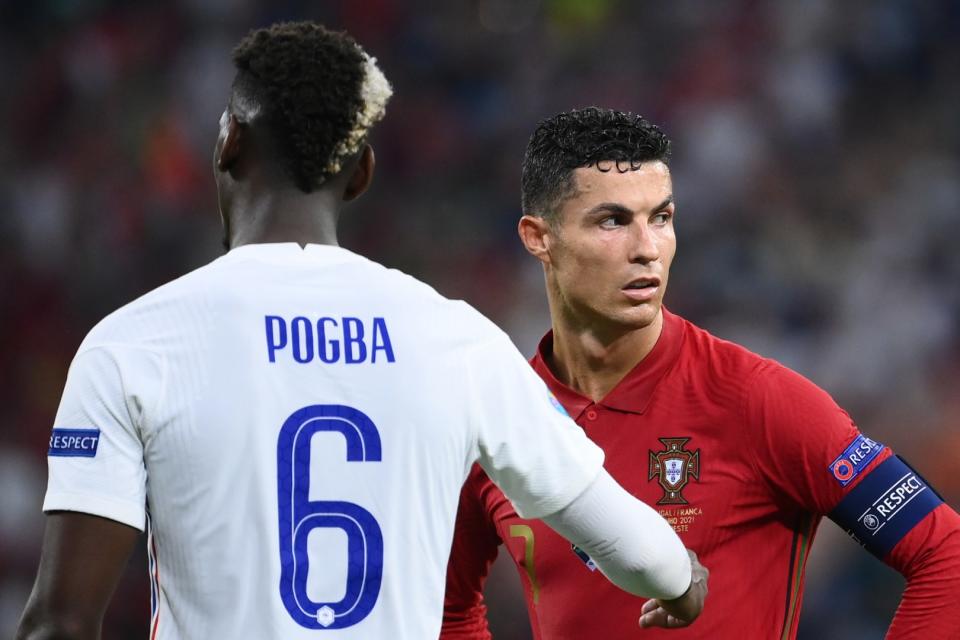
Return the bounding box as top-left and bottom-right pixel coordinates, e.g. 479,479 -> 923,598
747,361 -> 960,639
744,360 -> 885,513
441,464 -> 502,640
884,504 -> 960,639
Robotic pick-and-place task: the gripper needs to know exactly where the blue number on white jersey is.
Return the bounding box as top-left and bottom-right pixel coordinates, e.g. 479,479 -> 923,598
277,405 -> 383,629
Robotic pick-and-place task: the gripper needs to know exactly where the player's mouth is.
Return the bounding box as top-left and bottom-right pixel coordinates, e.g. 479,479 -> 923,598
621,277 -> 661,302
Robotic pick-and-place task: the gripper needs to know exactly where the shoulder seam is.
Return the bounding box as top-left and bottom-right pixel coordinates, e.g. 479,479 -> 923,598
74,343 -> 168,438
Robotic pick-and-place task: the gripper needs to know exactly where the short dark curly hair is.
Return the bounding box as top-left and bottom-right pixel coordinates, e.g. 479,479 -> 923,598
231,22 -> 391,192
521,107 -> 671,220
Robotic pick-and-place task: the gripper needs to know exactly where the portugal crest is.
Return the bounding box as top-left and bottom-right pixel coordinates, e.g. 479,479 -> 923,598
648,437 -> 701,505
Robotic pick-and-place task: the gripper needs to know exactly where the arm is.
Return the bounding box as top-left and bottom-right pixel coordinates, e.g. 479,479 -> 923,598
464,332 -> 695,609
19,341 -> 156,639
441,466 -> 502,640
16,513 -> 140,640
541,469 -> 693,600
826,461 -> 960,639
885,504 -> 960,639
747,361 -> 960,639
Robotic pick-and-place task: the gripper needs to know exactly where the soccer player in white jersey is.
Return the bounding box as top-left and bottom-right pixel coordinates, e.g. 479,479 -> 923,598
16,22 -> 706,640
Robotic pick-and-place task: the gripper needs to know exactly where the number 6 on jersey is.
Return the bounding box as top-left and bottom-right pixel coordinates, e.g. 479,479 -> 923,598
277,405 -> 383,629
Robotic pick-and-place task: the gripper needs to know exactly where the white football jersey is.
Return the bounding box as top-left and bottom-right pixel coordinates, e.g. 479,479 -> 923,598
44,243 -> 603,639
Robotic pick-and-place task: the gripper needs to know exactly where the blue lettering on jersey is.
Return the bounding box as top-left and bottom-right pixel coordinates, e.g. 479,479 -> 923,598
265,316 -> 287,362
318,317 -> 341,363
265,315 -> 395,365
829,455 -> 943,558
49,429 -> 100,457
371,318 -> 395,363
291,316 -> 314,363
343,318 -> 366,363
828,434 -> 885,486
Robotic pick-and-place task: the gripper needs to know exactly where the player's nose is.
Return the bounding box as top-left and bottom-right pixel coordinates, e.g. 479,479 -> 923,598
628,222 -> 660,264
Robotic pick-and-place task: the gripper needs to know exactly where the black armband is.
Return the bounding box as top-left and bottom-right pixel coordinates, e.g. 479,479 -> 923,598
829,455 -> 943,558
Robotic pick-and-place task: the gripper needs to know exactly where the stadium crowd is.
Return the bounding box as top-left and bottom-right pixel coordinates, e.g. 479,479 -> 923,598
1,1 -> 958,637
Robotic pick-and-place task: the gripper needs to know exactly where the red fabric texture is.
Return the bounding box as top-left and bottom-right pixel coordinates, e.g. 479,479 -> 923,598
441,308 -> 960,639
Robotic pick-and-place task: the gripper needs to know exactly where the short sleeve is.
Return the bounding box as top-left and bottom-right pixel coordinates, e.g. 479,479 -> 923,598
464,332 -> 604,519
744,360 -> 890,514
43,345 -> 163,531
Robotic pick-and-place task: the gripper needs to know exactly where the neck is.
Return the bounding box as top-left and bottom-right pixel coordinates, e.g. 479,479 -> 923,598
226,184 -> 341,249
547,303 -> 663,403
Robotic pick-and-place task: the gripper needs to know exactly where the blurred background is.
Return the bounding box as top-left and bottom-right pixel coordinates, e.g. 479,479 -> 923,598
1,0 -> 958,637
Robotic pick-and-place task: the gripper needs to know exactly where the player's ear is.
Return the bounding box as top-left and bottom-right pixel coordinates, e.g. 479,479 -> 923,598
343,144 -> 375,202
518,214 -> 553,265
216,112 -> 244,173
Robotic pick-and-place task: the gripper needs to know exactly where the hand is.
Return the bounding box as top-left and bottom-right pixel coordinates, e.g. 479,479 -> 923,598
639,549 -> 709,629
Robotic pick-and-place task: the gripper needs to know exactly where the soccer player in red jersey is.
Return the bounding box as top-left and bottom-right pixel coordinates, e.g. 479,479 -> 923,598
441,108 -> 960,639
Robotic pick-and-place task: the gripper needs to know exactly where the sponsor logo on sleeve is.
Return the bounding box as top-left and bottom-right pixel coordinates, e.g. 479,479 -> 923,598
828,434 -> 884,486
48,429 -> 100,458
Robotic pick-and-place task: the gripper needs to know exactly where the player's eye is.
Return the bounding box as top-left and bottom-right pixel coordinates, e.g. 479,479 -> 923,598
599,214 -> 628,228
651,211 -> 672,226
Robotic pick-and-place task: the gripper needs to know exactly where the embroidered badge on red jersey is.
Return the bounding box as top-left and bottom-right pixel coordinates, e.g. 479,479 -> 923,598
648,437 -> 701,505
828,434 -> 884,487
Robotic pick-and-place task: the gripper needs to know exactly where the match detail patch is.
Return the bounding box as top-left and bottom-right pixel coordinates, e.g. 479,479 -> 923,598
48,429 -> 100,458
828,434 -> 884,486
829,455 -> 943,558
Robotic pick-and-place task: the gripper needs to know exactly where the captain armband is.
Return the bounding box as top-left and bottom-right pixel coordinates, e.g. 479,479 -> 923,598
829,455 -> 944,558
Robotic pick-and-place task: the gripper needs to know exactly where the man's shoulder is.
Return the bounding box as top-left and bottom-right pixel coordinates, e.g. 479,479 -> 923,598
674,312 -> 773,377
672,312 -> 830,411
297,248 -> 504,341
79,259 -> 225,351
667,312 -> 789,408
84,251 -> 505,356
373,267 -> 510,347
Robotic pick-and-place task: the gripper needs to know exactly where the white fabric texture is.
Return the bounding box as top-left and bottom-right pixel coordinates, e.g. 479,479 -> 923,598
543,468 -> 692,600
43,242 -> 606,640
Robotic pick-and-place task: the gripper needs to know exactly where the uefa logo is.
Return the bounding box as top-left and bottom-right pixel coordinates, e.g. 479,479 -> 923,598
862,514 -> 881,531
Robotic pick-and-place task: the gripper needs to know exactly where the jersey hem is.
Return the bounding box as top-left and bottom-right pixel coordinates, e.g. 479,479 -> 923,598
43,491 -> 146,531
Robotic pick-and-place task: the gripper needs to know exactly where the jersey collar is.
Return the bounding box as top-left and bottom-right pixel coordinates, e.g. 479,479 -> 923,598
219,242 -> 361,263
530,307 -> 685,417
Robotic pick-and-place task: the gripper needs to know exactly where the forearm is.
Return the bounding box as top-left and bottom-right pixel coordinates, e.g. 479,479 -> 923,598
441,604 -> 493,640
16,598 -> 99,640
542,469 -> 691,599
16,624 -> 97,640
886,505 -> 960,640
885,505 -> 960,639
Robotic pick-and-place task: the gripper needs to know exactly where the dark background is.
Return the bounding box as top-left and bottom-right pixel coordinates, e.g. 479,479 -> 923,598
1,0 -> 958,637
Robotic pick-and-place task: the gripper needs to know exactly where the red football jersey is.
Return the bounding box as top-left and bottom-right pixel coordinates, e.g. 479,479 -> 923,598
442,308 -> 959,640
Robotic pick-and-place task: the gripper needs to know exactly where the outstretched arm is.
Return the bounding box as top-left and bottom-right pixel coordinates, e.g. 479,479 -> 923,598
542,469 -> 695,602
16,512 -> 140,640
465,330 -> 701,624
